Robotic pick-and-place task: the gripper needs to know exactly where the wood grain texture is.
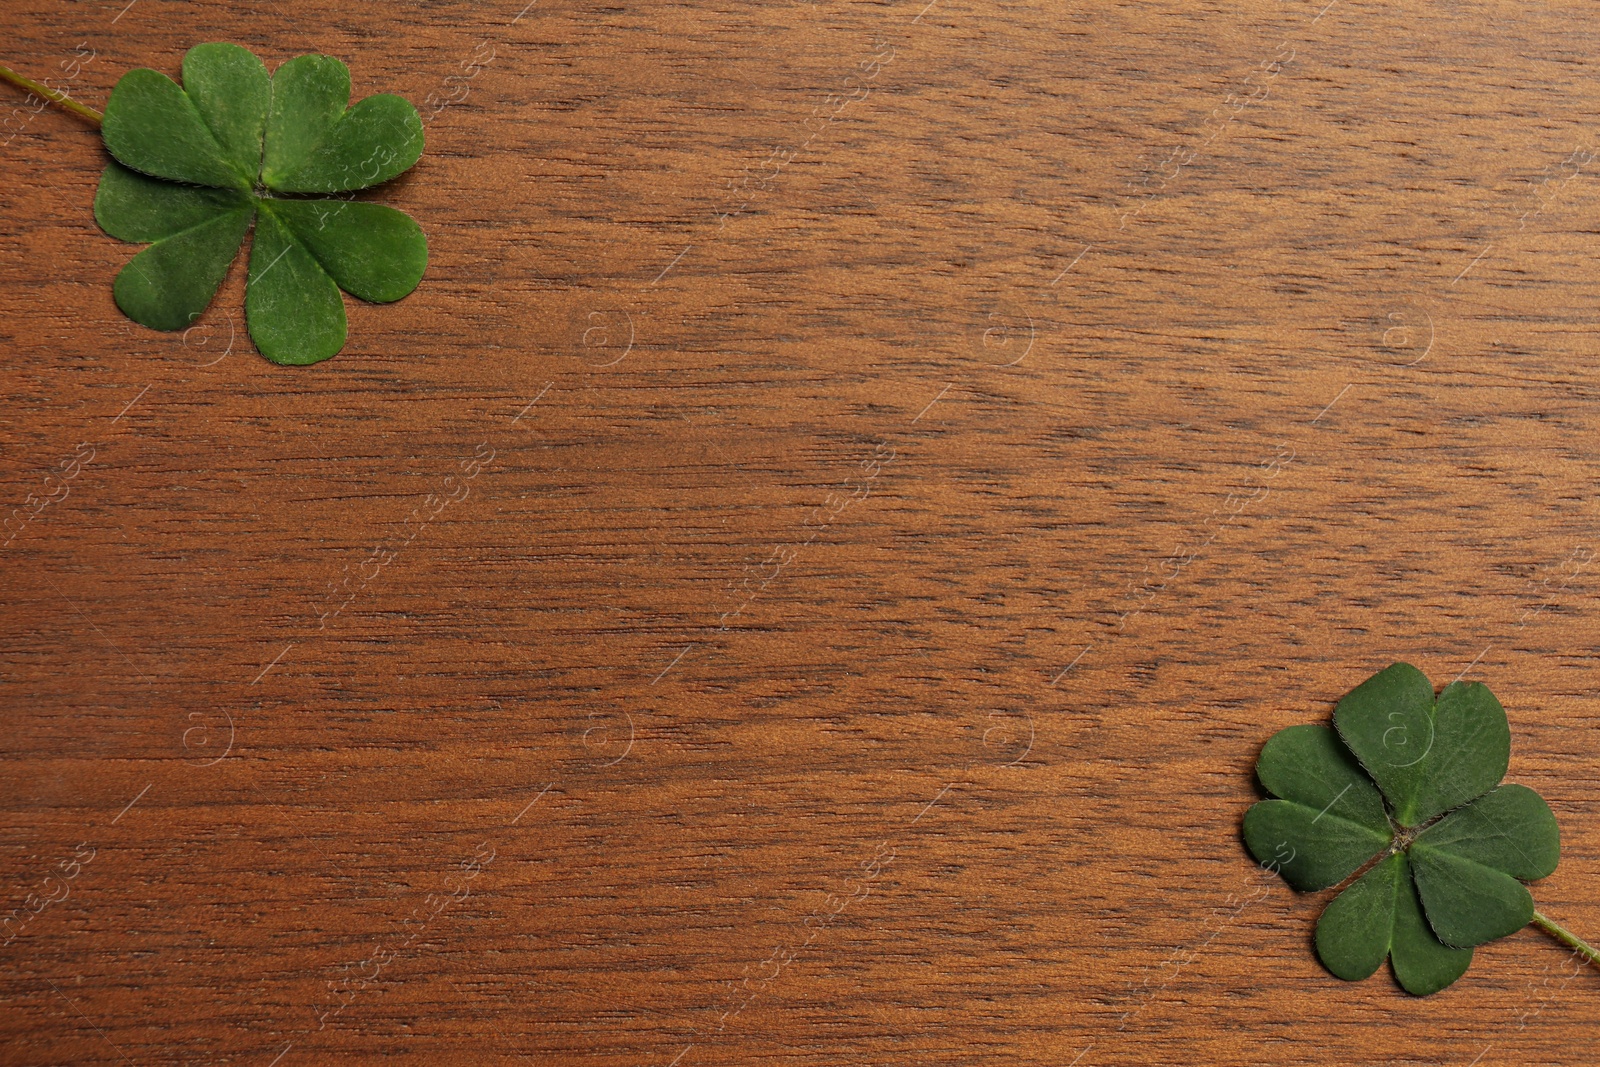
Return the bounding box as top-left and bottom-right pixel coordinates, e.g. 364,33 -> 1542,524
3,0 -> 1600,1063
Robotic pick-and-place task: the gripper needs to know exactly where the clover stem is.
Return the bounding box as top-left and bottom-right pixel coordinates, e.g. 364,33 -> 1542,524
0,62 -> 102,126
1531,910 -> 1600,970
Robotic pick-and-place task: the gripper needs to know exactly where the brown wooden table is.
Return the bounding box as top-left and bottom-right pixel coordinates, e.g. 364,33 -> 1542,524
3,1 -> 1599,1063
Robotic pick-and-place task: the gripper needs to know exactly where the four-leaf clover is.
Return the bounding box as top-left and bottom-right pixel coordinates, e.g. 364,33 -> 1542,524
1244,662 -> 1561,995
94,43 -> 427,365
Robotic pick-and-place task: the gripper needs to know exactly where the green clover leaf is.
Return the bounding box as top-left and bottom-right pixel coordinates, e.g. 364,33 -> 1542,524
93,43 -> 426,365
1243,663 -> 1562,995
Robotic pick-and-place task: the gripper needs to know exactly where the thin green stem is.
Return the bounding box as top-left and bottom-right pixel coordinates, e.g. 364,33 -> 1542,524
1532,910 -> 1600,970
0,62 -> 102,126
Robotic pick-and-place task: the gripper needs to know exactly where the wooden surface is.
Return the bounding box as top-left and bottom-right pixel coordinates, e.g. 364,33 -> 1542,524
3,1 -> 1600,1063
